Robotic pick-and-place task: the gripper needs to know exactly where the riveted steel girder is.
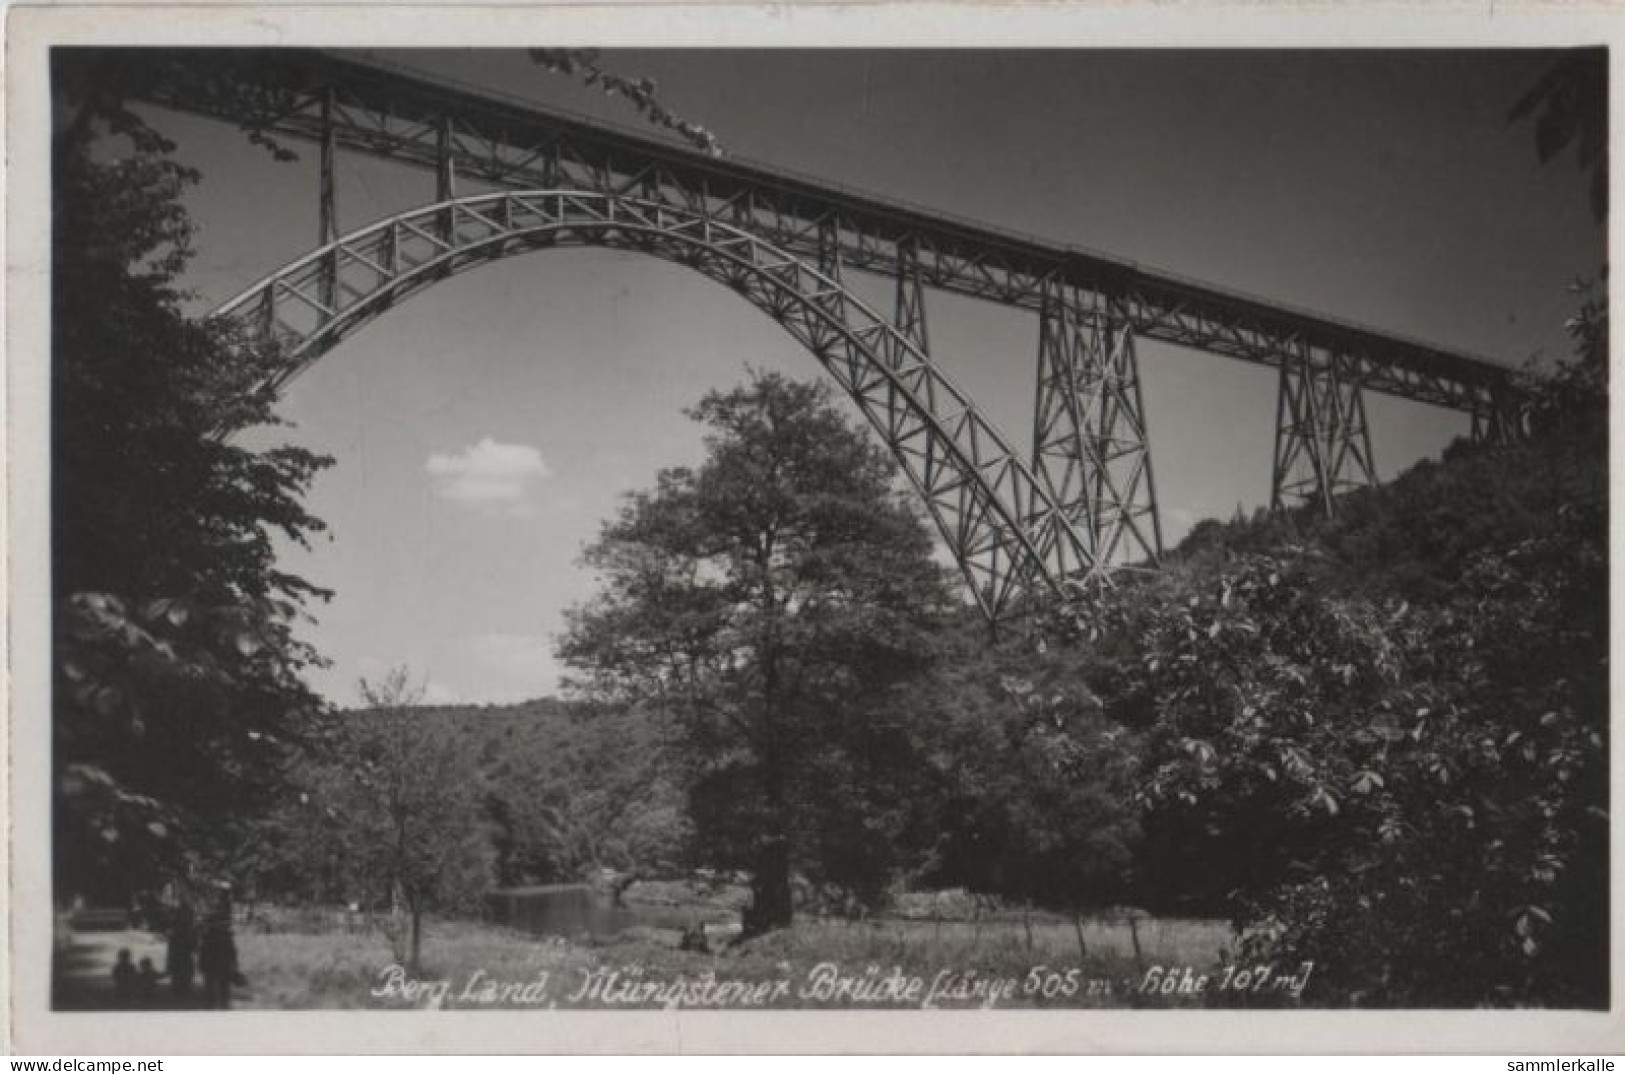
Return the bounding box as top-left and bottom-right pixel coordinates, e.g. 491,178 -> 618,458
117,47 -> 1518,419
210,190 -> 1101,620
94,45 -> 1534,596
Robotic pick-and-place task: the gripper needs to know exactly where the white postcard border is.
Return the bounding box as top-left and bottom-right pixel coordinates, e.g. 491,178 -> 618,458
6,1 -> 1624,1054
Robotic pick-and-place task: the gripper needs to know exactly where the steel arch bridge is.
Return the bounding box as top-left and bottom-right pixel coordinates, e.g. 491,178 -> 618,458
215,190 -> 1093,621
96,47 -> 1526,622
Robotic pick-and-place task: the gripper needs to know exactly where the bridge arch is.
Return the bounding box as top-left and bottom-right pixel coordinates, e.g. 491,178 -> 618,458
211,190 -> 1099,621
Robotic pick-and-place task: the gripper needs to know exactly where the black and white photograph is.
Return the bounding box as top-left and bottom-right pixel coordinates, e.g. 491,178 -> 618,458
5,2 -> 1620,1055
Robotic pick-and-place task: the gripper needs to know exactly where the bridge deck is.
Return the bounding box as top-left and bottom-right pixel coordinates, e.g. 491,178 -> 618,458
111,46 -> 1516,412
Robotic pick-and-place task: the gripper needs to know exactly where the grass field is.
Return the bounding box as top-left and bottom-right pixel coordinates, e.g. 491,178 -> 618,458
223,912 -> 1238,1010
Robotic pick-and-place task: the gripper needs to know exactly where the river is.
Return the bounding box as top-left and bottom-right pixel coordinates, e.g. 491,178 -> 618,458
484,884 -> 733,942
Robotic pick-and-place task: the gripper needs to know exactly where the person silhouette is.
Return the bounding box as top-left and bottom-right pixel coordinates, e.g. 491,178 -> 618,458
135,957 -> 162,1005
111,948 -> 136,1004
199,910 -> 239,1010
166,903 -> 196,1001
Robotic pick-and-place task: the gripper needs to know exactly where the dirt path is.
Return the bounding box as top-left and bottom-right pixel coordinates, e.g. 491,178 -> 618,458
52,926 -> 262,1011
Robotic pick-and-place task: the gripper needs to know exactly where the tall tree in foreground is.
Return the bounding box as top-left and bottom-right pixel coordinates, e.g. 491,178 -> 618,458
52,57 -> 332,902
559,372 -> 958,932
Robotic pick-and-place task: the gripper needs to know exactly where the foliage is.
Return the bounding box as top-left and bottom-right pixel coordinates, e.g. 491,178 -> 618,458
1518,272 -> 1609,443
1042,46 -> 1610,1006
237,693 -> 690,900
1061,286 -> 1608,1005
474,699 -> 690,886
1246,520 -> 1603,1006
54,49 -> 309,164
529,49 -> 724,156
914,627 -> 1140,920
1508,47 -> 1607,221
268,668 -> 497,968
52,61 -> 332,901
558,371 -> 959,931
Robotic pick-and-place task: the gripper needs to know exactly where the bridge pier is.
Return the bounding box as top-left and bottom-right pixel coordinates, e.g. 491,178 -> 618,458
318,87 -> 339,313
436,116 -> 457,242
1270,345 -> 1376,516
890,239 -> 937,437
1469,386 -> 1525,445
258,285 -> 277,343
816,216 -> 844,284
894,239 -> 929,351
1030,283 -> 1162,569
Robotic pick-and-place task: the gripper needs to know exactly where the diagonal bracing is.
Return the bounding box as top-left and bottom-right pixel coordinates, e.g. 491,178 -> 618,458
211,190 -> 1099,621
1271,344 -> 1377,515
1030,281 -> 1162,571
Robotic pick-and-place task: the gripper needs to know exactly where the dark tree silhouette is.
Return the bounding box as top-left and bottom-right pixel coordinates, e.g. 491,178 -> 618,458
559,372 -> 956,932
1509,47 -> 1608,221
52,56 -> 332,902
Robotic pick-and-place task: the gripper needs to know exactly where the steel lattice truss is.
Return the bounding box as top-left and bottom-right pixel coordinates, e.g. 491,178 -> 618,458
1271,347 -> 1378,516
123,50 -> 1518,406
1470,392 -> 1528,445
1031,283 -> 1162,569
213,191 -> 1097,620
98,47 -> 1530,618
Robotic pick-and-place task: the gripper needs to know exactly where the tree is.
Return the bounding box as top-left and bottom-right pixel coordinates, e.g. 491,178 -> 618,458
480,699 -> 690,887
298,669 -> 495,969
1509,47 -> 1607,222
1507,47 -> 1607,442
1052,248 -> 1607,1003
528,49 -> 723,156
52,55 -> 332,902
915,626 -> 1139,947
1095,528 -> 1604,1005
1066,328 -> 1607,1003
559,372 -> 959,932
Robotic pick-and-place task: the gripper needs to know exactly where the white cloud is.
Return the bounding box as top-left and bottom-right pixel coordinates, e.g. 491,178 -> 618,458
426,438 -> 552,514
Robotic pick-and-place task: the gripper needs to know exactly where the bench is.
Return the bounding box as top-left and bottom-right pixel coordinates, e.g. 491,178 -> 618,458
68,907 -> 131,931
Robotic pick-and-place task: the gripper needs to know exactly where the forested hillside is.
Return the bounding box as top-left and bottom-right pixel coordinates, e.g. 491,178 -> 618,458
1060,304 -> 1608,1005
429,699 -> 690,888
227,275 -> 1607,1013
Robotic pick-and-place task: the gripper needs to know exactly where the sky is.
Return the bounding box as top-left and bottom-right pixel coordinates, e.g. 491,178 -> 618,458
128,48 -> 1604,707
